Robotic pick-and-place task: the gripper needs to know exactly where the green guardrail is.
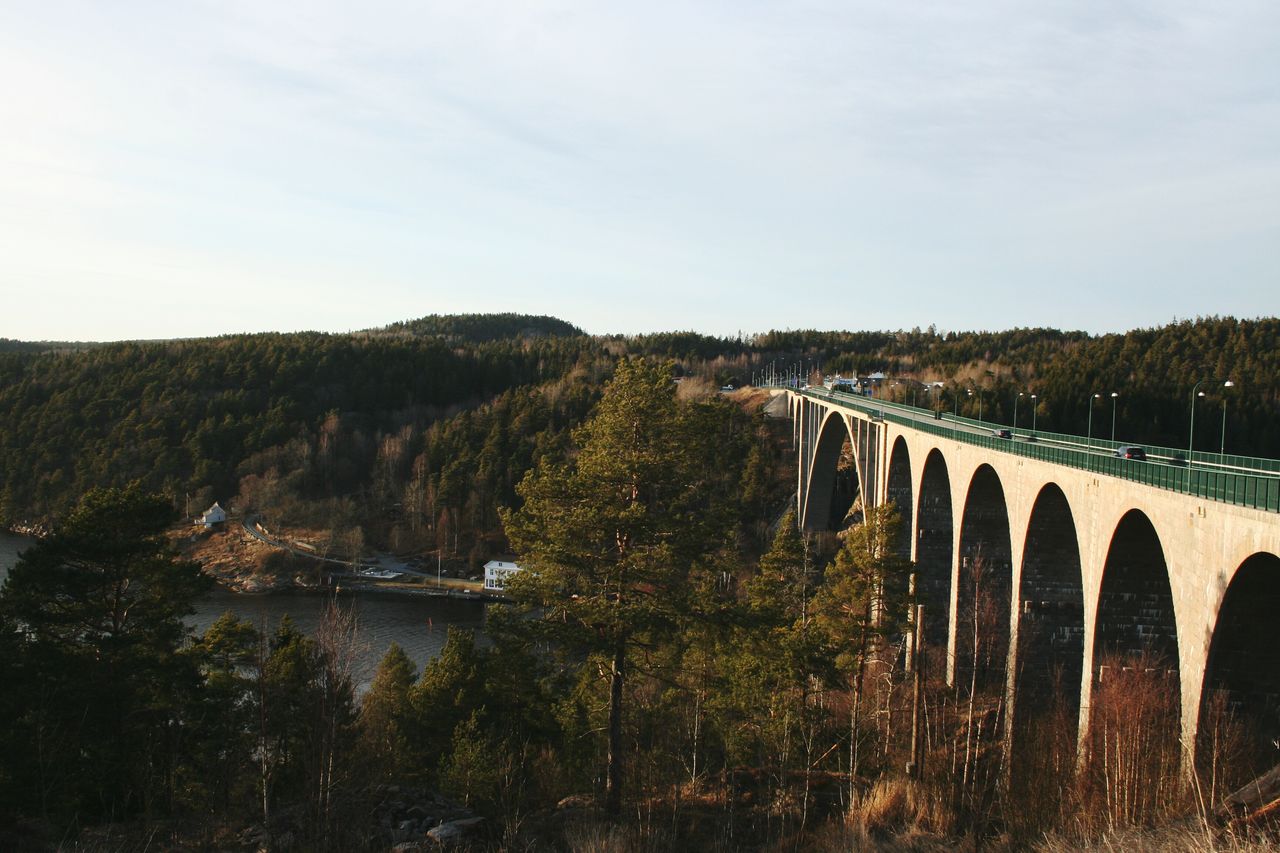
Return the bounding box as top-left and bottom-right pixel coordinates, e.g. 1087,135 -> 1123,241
784,386 -> 1280,514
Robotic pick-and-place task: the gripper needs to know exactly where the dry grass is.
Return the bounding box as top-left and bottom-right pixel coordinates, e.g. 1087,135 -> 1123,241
843,778 -> 956,838
675,375 -> 718,400
1036,822 -> 1279,852
563,820 -> 734,853
564,823 -> 637,853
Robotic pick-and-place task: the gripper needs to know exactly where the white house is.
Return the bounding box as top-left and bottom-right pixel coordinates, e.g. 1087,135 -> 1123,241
483,560 -> 523,591
196,502 -> 227,527
824,374 -> 858,393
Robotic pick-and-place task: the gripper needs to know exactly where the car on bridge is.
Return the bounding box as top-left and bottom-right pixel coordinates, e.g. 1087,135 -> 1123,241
1115,445 -> 1148,461
992,428 -> 1012,439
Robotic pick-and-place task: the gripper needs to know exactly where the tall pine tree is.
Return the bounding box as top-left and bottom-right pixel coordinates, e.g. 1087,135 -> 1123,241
501,358 -> 726,814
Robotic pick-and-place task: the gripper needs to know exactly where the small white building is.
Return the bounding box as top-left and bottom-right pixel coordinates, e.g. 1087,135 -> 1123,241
824,374 -> 858,393
483,560 -> 523,591
196,502 -> 227,527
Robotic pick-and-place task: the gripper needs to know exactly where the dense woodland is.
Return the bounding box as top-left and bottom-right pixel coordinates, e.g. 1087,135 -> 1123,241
2,356 -> 1275,852
3,315 -> 1279,559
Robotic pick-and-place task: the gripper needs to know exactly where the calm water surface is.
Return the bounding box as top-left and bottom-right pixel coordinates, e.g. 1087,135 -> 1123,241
0,531 -> 486,689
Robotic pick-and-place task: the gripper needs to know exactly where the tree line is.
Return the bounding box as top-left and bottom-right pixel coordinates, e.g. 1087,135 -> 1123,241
2,314 -> 1278,557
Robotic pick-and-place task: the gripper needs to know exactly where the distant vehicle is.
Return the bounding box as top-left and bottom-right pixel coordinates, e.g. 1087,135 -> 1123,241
1115,446 -> 1148,461
992,428 -> 1012,439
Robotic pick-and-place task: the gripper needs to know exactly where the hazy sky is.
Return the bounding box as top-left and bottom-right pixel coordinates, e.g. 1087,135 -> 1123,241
2,1 -> 1278,341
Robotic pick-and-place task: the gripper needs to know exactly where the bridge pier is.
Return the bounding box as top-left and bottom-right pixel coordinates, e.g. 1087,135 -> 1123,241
781,388 -> 1280,787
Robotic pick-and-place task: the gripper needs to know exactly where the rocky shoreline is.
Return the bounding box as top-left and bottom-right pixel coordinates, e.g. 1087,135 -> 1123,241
178,525 -> 508,602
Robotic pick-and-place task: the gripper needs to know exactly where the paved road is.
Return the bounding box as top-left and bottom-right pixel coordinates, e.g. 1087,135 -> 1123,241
810,388 -> 1200,472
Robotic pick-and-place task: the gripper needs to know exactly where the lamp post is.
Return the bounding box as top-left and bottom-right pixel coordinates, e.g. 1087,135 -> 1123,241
1013,392 -> 1024,434
1086,393 -> 1101,466
1110,392 -> 1119,442
1188,379 -> 1234,490
1221,383 -> 1234,462
953,388 -> 970,439
1030,394 -> 1038,434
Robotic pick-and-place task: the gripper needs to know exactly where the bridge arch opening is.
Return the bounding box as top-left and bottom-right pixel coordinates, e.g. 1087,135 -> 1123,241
915,449 -> 953,651
802,412 -> 860,533
1087,509 -> 1181,814
955,464 -> 1013,693
1197,551 -> 1280,795
1010,483 -> 1084,794
886,437 -> 912,559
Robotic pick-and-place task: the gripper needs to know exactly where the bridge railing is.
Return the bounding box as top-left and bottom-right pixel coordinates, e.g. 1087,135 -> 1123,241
787,386 -> 1280,513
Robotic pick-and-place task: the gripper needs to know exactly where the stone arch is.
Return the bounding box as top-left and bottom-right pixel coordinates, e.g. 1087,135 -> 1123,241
1197,551 -> 1280,788
1093,510 -> 1180,678
955,464 -> 1013,692
915,448 -> 953,651
801,410 -> 860,532
1087,510 -> 1181,793
886,436 -> 913,559
1010,483 -> 1084,785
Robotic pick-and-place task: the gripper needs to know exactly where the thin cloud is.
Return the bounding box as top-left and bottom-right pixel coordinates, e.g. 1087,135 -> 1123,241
1,0 -> 1277,339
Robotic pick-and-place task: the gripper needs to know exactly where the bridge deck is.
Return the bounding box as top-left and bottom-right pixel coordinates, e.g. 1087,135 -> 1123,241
791,387 -> 1280,513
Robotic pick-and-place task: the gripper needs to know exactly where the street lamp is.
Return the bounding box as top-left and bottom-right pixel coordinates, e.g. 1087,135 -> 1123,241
1086,393 -> 1101,465
1013,391 -> 1024,433
1030,394 -> 1038,434
1110,392 -> 1119,443
953,388 -> 970,438
1221,383 -> 1235,462
1188,379 -> 1234,489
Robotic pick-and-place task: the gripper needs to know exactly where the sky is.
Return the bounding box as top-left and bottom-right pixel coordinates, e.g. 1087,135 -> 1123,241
1,0 -> 1278,341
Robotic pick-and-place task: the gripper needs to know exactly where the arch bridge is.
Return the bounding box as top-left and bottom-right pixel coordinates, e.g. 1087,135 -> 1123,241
784,386 -> 1280,776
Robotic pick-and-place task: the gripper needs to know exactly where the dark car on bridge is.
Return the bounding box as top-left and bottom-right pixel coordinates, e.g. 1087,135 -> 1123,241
1115,445 -> 1148,461
992,428 -> 1012,439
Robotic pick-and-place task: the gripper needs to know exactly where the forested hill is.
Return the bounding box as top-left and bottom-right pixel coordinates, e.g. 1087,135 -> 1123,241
372,312 -> 586,342
782,317 -> 1280,456
619,319 -> 1280,457
0,338 -> 101,355
0,329 -> 599,526
1,314 -> 1278,535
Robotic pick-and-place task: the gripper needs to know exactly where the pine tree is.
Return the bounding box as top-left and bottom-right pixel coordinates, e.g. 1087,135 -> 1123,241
746,508 -> 812,624
501,358 -> 724,814
406,627 -> 488,783
360,642 -> 417,780
813,502 -> 913,791
0,484 -> 211,821
190,611 -> 261,814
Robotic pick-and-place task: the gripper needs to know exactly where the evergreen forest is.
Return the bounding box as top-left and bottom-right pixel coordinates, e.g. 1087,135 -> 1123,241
3,314 -> 1279,559
1,313 -> 1279,850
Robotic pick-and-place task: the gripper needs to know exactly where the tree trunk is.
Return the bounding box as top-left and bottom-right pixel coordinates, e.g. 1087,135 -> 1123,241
606,640 -> 626,815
